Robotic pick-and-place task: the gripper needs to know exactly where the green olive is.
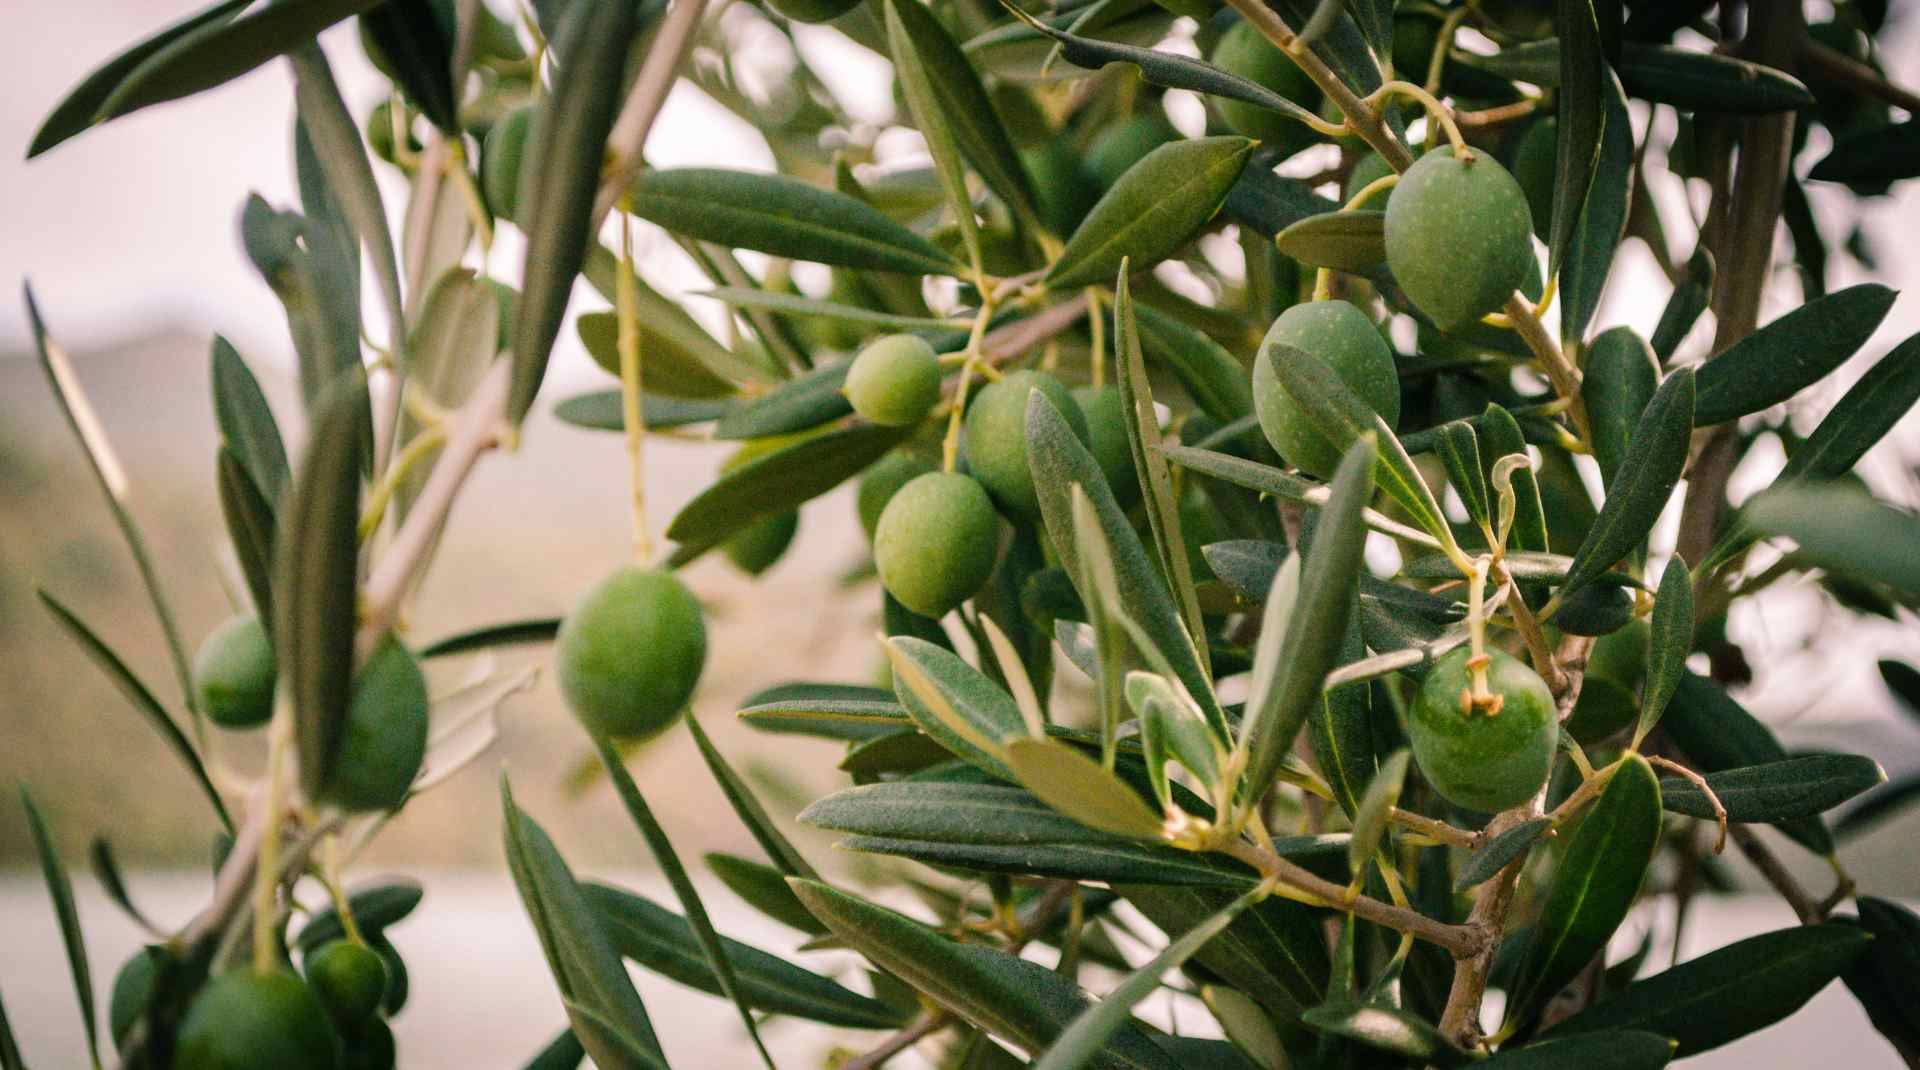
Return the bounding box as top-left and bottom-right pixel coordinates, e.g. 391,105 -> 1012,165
1564,618 -> 1649,743
480,105 -> 533,222
193,614 -> 277,729
1085,115 -> 1181,189
724,511 -> 800,576
1384,147 -> 1535,330
174,970 -> 341,1070
858,452 -> 937,541
341,1018 -> 396,1070
110,946 -> 168,1051
1510,116 -> 1557,240
318,638 -> 429,814
962,370 -> 1089,518
1408,647 -> 1558,813
304,941 -> 388,1027
1210,21 -> 1319,157
1072,385 -> 1138,505
1251,300 -> 1401,478
873,472 -> 1000,618
556,566 -> 707,741
845,335 -> 942,427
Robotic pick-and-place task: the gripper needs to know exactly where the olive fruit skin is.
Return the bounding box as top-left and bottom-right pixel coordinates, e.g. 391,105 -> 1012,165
340,1018 -> 396,1070
724,511 -> 799,576
173,971 -> 341,1070
1251,300 -> 1401,478
1408,647 -> 1558,813
194,614 -> 277,729
305,941 -> 389,1026
110,946 -> 167,1050
480,105 -> 533,221
1085,115 -> 1181,188
1384,147 -> 1535,330
1210,20 -> 1319,156
556,566 -> 707,741
963,370 -> 1089,518
1073,386 -> 1138,505
873,472 -> 1000,618
318,639 -> 429,813
1564,618 -> 1649,743
845,335 -> 942,427
858,452 -> 937,540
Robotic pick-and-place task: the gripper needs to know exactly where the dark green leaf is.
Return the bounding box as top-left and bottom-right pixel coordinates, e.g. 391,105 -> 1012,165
1745,484 -> 1920,598
1479,403 -> 1550,552
1507,755 -> 1661,1027
714,361 -> 852,439
666,424 -> 910,551
217,446 -> 277,624
1301,1003 -> 1461,1063
1583,327 -> 1658,488
1119,885 -> 1327,1018
1616,45 -> 1813,113
1046,137 -> 1254,289
1348,749 -> 1410,877
1131,304 -> 1255,422
884,636 -> 1025,780
788,878 -> 1179,1069
507,0 -> 643,423
1561,71 -> 1632,346
210,336 -> 289,506
36,590 -> 230,831
1434,421 -> 1489,529
296,878 -> 424,949
0,983 -> 21,1070
418,617 -> 561,658
1224,168 -> 1339,243
1275,210 -> 1387,272
20,789 -> 98,1067
1661,755 -> 1886,823
94,0 -> 384,124
577,262 -> 758,397
1809,119 -> 1920,185
274,367 -> 366,799
686,717 -> 819,880
1836,773 -> 1920,841
360,0 -> 458,131
1477,1031 -> 1674,1069
1649,247 -> 1713,361
1634,558 -> 1691,746
1555,368 -> 1693,599
554,391 -> 732,431
1662,672 -> 1832,853
1454,816 -> 1553,891
1314,622 -> 1379,816
583,882 -> 903,1029
1841,897 -> 1920,1059
1693,284 -> 1897,426
26,0 -> 251,156
1549,0 -> 1606,275
523,1029 -> 586,1070
698,287 -> 962,330
240,195 -> 359,411
706,852 -> 828,936
1546,924 -> 1871,1056
90,837 -> 157,933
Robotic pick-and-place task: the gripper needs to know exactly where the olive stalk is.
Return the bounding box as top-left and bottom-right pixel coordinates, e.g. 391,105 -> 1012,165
1423,5 -> 1473,98
940,297 -> 1001,472
1217,837 -> 1485,958
615,197 -> 652,564
251,715 -> 292,975
593,0 -> 711,227
1647,754 -> 1727,853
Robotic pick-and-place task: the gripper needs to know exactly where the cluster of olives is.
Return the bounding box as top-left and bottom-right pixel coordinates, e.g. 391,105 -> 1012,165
190,619 -> 429,814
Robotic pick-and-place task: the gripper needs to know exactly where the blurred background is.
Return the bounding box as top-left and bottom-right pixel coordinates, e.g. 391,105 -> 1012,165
3,1 -> 1919,1065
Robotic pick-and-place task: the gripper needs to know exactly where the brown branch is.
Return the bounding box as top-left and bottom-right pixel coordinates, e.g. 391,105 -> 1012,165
1220,839 -> 1484,958
841,1011 -> 949,1070
1439,801 -> 1543,1049
1798,37 -> 1920,115
1648,754 -> 1727,853
1727,823 -> 1823,924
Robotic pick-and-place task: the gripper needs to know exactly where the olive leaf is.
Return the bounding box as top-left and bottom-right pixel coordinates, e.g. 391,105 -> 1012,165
274,367 -> 367,799
1545,924 -> 1871,1056
1434,421 -> 1490,530
1810,119 -> 1920,185
1046,137 -> 1255,290
1841,897 -> 1920,1058
1300,1003 -> 1462,1064
90,838 -> 158,934
1614,44 -> 1813,113
507,0 -> 644,424
19,789 -> 100,1069
685,717 -> 819,880
1548,0 -> 1607,277
1130,303 -> 1256,422
1004,737 -> 1166,840
883,635 -> 1025,780
1347,749 -> 1411,878
1122,885 -> 1329,1019
713,362 -> 852,440
1162,445 -> 1443,549
1660,755 -> 1886,823
1506,755 -> 1661,1028
706,853 -> 828,937
1555,368 -> 1694,600
1583,327 -> 1659,488
1650,247 -> 1714,361
359,0 -> 458,132
1661,672 -> 1832,854
296,878 -> 424,949
665,424 -> 910,554
884,0 -> 986,269
1692,284 -> 1897,426
1744,484 -> 1920,599
522,1030 -> 587,1070
210,336 -> 290,507
1477,1031 -> 1676,1069
554,391 -> 732,432
1275,210 -> 1387,272
573,291 -> 746,399
699,287 -> 964,330
1313,620 -> 1381,816
1201,986 -> 1289,1069
1633,557 -> 1691,747
240,194 -> 361,411
1454,816 -> 1553,891
1560,69 -> 1633,346
1479,404 -> 1550,553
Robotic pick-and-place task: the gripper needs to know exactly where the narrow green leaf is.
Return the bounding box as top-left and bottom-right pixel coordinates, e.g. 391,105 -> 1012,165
1841,897 -> 1920,1059
1615,44 -> 1814,114
1348,749 -> 1410,877
1556,368 -> 1693,599
1160,445 -> 1443,549
666,424 -> 910,550
89,838 -> 157,933
1239,436 -> 1374,801
1744,483 -> 1920,598
685,717 -> 818,880
94,0 -> 384,124
1809,119 -> 1920,184
296,878 -> 424,949
1005,737 -> 1166,839
591,738 -> 777,1067
1434,422 -> 1489,530
554,391 -> 731,432
359,0 -> 459,131
574,305 -> 743,401
787,878 -> 1178,1069
240,194 -> 359,410
1033,887 -> 1262,1070
1549,0 -> 1606,275
1546,924 -> 1871,1056
37,590 -> 230,831
1477,1031 -> 1674,1069
1634,558 -> 1691,746
1200,986 -> 1289,1069
583,882 -> 902,1029
507,0 -> 643,423
1693,284 -> 1897,426
20,790 -> 99,1068
1479,404 -> 1550,553
699,287 -> 963,330
1507,754 -> 1661,1027
884,636 -> 1024,779
1584,328 -> 1659,488
1454,816 -> 1553,891
417,618 -> 561,659
1224,168 -> 1340,243
713,362 -> 852,440
274,368 -> 366,798
885,0 -> 984,270
210,336 -> 290,506
1662,672 -> 1832,853
1274,210 -> 1387,272
217,446 -> 277,624
26,0 -> 251,156
501,776 -> 668,1070
0,982 -> 22,1070
1650,247 -> 1714,361
1313,621 -> 1381,815
523,1028 -> 586,1070
1131,303 -> 1255,422
1561,71 -> 1633,346
706,852 -> 828,936
1046,137 -> 1253,289
629,169 -> 960,275
1661,755 -> 1886,823
1301,1003 -> 1461,1063
1123,885 -> 1328,1019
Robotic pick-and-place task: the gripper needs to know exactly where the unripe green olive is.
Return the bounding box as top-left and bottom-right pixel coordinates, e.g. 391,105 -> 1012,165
1384,147 -> 1535,330
873,472 -> 1000,618
1563,618 -> 1650,743
480,105 -> 533,222
845,335 -> 942,427
304,941 -> 388,1027
110,946 -> 168,1050
1510,116 -> 1557,240
1210,20 -> 1319,156
556,566 -> 707,741
193,614 -> 277,729
319,638 -> 429,813
341,1018 -> 396,1070
765,0 -> 861,23
858,452 -> 937,541
173,971 -> 341,1070
1408,647 -> 1558,813
963,370 -> 1089,518
1085,115 -> 1181,189
1251,300 -> 1401,478
1073,385 -> 1138,505
724,511 -> 799,576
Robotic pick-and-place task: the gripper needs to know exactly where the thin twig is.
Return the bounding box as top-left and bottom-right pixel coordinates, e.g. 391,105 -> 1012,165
594,0 -> 711,226
1797,37 -> 1920,114
1727,824 -> 1822,924
1647,754 -> 1727,853
1219,839 -> 1483,957
1439,800 -> 1543,1049
841,1012 -> 949,1070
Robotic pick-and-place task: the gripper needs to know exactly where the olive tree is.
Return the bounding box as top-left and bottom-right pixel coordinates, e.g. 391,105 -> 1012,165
11,0 -> 1920,1067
